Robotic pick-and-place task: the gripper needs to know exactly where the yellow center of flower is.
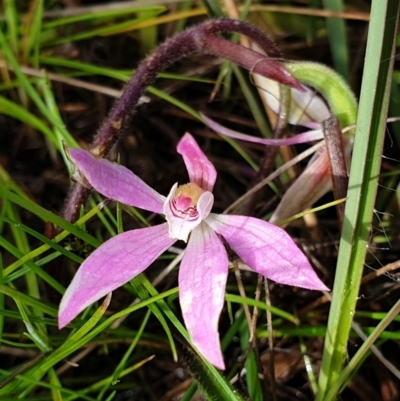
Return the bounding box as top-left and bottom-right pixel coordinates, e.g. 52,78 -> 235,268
174,183 -> 205,209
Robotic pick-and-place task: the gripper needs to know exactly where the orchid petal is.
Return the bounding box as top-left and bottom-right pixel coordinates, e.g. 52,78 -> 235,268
68,148 -> 165,214
164,183 -> 214,242
177,133 -> 217,192
206,214 -> 328,291
253,74 -> 331,127
59,223 -> 175,328
269,147 -> 332,224
202,113 -> 323,146
179,222 -> 228,369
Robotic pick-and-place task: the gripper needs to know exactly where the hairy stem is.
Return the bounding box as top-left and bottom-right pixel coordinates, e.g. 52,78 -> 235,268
63,18 -> 301,223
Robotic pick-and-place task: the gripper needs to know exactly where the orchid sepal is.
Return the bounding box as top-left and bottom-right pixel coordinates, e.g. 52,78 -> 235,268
179,222 -> 228,370
202,113 -> 324,146
177,132 -> 217,192
270,147 -> 333,224
68,148 -> 166,214
58,223 -> 176,328
206,213 -> 328,291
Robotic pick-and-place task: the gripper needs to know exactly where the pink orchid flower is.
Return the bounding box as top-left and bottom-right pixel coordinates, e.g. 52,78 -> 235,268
58,133 -> 328,369
200,113 -> 333,224
201,81 -> 347,224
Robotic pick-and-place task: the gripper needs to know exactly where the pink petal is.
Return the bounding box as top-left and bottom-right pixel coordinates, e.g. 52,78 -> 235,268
59,223 -> 175,328
177,133 -> 217,192
164,183 -> 214,242
269,147 -> 332,224
206,214 -> 328,291
68,148 -> 165,214
202,113 -> 323,146
179,223 -> 228,369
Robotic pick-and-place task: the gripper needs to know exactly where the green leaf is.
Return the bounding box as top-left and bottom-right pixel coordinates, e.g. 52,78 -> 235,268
316,1 -> 400,399
0,188 -> 101,248
201,0 -> 225,18
322,0 -> 349,79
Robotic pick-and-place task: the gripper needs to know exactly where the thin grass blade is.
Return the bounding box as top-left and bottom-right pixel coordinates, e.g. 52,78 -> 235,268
316,1 -> 400,399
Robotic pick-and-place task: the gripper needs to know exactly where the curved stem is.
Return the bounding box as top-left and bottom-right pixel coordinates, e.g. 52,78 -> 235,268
62,18 -> 302,223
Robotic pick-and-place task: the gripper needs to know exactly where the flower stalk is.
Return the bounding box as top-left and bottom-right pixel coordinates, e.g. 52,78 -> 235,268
203,62 -> 358,223
62,18 -> 303,223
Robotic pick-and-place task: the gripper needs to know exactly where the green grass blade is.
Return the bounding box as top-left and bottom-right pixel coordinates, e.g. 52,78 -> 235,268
137,10 -> 159,53
226,293 -> 297,323
322,0 -> 349,79
0,255 -> 4,345
325,299 -> 400,399
4,201 -> 42,320
0,29 -> 73,153
138,275 -> 246,401
0,296 -> 110,396
0,188 -> 101,248
0,96 -> 57,144
0,290 -> 175,395
107,309 -> 151,394
183,346 -> 246,401
0,284 -> 57,316
2,217 -> 83,266
4,0 -> 19,54
41,5 -> 165,29
239,320 -> 262,401
231,64 -> 272,139
38,74 -> 79,151
25,0 -> 44,67
201,0 -> 225,18
316,1 -> 400,399
0,236 -> 64,294
130,276 -> 178,364
3,203 -> 102,277
43,15 -> 150,47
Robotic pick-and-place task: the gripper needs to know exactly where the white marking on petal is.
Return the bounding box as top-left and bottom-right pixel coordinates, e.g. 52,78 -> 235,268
180,290 -> 193,314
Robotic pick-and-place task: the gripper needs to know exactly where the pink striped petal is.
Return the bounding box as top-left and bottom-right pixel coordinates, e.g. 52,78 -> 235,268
177,133 -> 217,192
202,114 -> 323,146
179,223 -> 228,369
68,148 -> 165,214
206,214 -> 328,291
59,223 -> 175,328
269,147 -> 331,224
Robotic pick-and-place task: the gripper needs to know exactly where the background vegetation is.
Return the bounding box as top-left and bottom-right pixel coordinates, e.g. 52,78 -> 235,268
1,0 -> 399,400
